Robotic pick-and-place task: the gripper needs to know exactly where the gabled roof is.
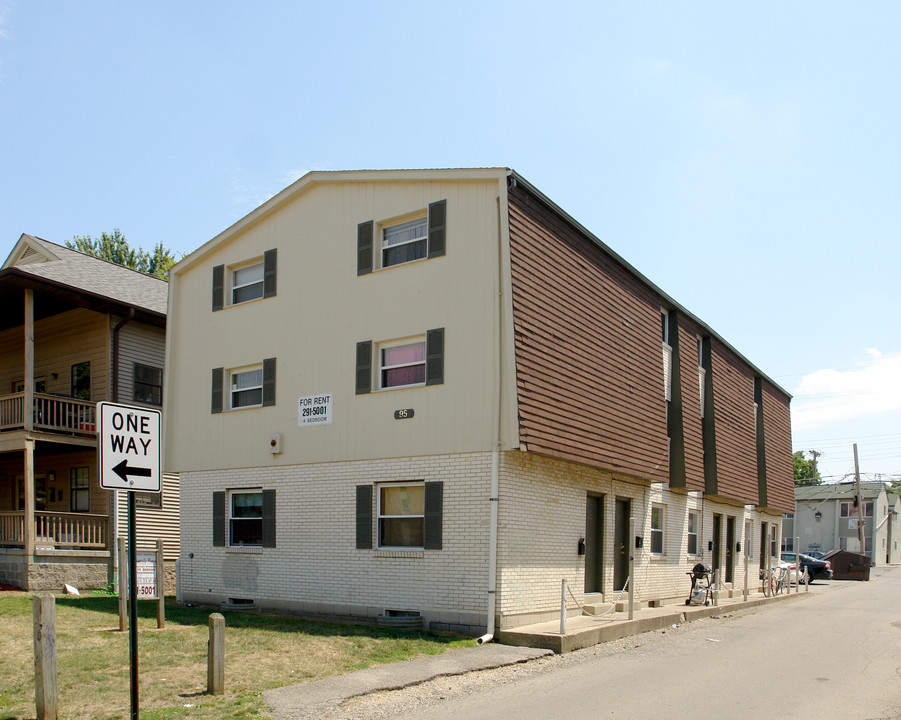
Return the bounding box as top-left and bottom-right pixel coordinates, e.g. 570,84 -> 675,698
0,234 -> 168,331
795,481 -> 888,502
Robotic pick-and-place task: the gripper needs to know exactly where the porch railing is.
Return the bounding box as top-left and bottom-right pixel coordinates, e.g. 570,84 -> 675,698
0,511 -> 108,550
0,392 -> 96,436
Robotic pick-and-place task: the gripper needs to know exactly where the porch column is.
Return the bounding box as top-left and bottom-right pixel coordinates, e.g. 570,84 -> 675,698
24,288 -> 34,432
24,289 -> 36,564
25,438 -> 35,560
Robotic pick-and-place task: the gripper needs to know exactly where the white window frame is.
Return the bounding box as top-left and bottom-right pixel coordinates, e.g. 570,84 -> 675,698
687,510 -> 699,556
230,365 -> 263,409
378,336 -> 426,390
650,504 -> 665,555
376,482 -> 425,549
380,215 -> 428,269
231,260 -> 264,305
228,489 -> 263,547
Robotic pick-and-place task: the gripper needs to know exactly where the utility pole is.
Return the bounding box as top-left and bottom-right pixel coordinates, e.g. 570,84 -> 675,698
808,449 -> 821,481
853,444 -> 866,556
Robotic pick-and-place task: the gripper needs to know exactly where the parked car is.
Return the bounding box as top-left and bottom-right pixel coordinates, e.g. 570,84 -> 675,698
805,550 -> 827,560
781,552 -> 833,580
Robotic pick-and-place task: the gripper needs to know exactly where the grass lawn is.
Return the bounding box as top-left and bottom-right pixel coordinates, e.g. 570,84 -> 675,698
0,591 -> 471,720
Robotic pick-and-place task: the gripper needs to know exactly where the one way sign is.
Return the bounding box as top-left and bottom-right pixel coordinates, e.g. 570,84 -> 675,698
98,402 -> 161,492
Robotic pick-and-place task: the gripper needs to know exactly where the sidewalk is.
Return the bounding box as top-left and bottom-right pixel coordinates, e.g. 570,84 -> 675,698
264,582 -> 822,719
497,583 -> 816,653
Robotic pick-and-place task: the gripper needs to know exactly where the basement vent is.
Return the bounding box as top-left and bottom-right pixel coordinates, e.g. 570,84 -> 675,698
221,597 -> 256,611
377,609 -> 423,629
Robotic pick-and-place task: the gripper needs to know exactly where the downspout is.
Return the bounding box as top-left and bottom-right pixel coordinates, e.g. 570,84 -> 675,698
110,308 -> 135,578
478,182 -> 508,645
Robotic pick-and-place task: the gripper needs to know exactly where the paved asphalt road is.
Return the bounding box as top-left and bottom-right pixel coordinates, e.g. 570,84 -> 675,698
359,566 -> 901,720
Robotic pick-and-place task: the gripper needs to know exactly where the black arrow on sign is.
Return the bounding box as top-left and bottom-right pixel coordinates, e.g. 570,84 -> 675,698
113,459 -> 152,483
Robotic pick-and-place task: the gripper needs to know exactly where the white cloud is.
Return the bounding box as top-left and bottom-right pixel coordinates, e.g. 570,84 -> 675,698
791,349 -> 901,432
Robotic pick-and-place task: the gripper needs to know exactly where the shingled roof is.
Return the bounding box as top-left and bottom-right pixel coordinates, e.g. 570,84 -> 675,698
2,234 -> 168,315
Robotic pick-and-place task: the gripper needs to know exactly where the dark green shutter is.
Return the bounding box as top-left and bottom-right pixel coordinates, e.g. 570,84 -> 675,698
262,489 -> 276,548
211,367 -> 224,414
212,265 -> 224,311
428,200 -> 446,258
263,249 -> 277,298
358,221 -> 373,275
355,341 -> 372,394
356,484 -> 373,549
425,328 -> 445,386
424,481 -> 443,550
262,358 -> 276,407
213,491 -> 225,547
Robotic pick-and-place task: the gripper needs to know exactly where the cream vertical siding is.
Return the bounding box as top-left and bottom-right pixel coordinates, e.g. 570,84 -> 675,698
166,176 -> 514,473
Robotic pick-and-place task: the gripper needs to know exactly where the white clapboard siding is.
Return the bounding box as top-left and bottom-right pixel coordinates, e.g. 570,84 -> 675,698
116,473 -> 180,560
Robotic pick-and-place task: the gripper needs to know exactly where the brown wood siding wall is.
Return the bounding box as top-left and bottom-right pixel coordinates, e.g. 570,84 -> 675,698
708,338 -> 759,503
508,187 -> 669,483
762,380 -> 794,512
0,308 -> 110,400
675,317 -> 705,491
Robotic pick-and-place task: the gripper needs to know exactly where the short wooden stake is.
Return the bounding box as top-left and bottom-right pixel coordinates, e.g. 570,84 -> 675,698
207,613 -> 225,695
156,539 -> 165,629
33,593 -> 58,720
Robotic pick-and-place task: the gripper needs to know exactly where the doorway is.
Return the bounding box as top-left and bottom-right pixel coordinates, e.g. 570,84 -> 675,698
711,514 -> 722,577
614,498 -> 631,592
584,494 -> 604,594
725,516 -> 735,583
16,475 -> 48,511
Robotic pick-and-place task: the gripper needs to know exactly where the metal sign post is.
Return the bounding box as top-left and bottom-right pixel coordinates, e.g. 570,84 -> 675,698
98,402 -> 161,720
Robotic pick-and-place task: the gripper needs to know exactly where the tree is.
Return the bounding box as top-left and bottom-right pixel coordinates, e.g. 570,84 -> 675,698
67,229 -> 177,281
793,450 -> 822,486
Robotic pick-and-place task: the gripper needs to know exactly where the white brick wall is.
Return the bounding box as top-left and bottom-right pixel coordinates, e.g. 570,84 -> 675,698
179,453 -> 492,633
179,449 -> 784,634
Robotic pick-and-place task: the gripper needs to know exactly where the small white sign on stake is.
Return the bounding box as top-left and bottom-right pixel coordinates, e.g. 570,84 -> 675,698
298,393 -> 333,426
98,402 -> 161,492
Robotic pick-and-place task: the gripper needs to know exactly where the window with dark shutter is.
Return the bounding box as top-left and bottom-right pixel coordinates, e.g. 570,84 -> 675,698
428,200 -> 446,258
355,341 -> 372,394
213,491 -> 225,547
356,485 -> 373,549
424,481 -> 443,550
358,221 -> 373,276
212,265 -> 225,311
211,368 -> 224,414
263,249 -> 277,298
262,489 -> 276,548
425,328 -> 445,386
262,358 -> 276,407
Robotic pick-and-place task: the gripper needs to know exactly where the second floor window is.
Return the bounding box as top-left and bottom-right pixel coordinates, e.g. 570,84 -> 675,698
380,340 -> 426,389
71,362 -> 90,400
231,368 -> 263,409
232,262 -> 264,304
134,364 -> 163,406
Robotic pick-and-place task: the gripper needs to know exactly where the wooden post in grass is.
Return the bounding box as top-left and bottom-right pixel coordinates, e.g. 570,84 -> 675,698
156,539 -> 165,629
33,593 -> 58,720
208,613 -> 225,695
117,536 -> 127,632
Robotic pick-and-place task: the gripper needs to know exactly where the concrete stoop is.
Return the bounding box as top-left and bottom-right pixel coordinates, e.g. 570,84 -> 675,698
497,590 -> 809,654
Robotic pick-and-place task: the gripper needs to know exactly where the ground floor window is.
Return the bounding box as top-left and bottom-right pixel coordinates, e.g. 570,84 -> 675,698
687,511 -> 699,555
378,483 -> 425,548
650,504 -> 665,555
230,490 -> 263,546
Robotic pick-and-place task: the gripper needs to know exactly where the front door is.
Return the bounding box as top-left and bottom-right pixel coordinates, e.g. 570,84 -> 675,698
712,514 -> 722,577
584,494 -> 604,593
725,516 -> 735,583
614,498 -> 631,592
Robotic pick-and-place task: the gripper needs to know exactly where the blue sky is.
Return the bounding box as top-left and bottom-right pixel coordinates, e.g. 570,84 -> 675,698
1,1 -> 898,482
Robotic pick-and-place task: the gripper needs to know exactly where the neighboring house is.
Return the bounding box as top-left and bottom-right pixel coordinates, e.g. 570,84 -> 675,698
165,168 -> 793,636
790,481 -> 898,565
0,235 -> 179,591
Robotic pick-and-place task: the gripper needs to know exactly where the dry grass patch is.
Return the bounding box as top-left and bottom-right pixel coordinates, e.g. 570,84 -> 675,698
0,593 -> 470,720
